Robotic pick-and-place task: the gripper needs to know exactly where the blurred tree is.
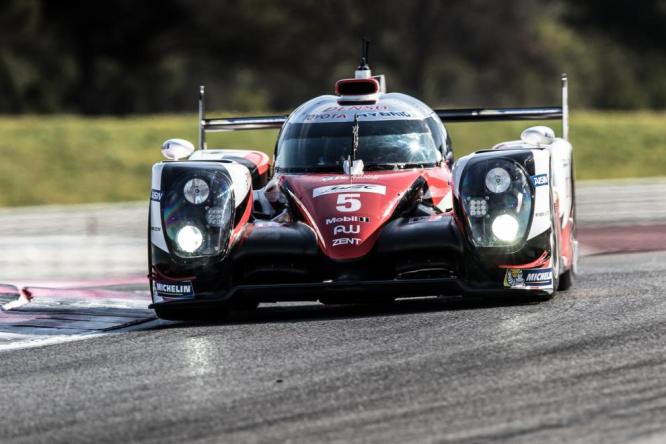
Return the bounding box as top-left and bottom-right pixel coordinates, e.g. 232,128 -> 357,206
0,0 -> 664,113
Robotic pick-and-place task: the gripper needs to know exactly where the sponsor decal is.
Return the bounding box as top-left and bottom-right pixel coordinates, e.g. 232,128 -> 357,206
525,268 -> 553,285
304,113 -> 348,121
151,189 -> 162,201
332,238 -> 361,246
153,280 -> 194,299
325,215 -> 370,225
504,269 -> 525,287
504,268 -> 553,288
320,174 -> 381,182
531,174 -> 549,187
322,105 -> 390,112
151,226 -> 161,232
333,225 -> 360,235
313,184 -> 386,198
303,111 -> 412,121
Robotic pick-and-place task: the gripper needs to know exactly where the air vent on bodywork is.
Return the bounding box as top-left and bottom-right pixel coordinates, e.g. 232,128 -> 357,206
335,78 -> 380,96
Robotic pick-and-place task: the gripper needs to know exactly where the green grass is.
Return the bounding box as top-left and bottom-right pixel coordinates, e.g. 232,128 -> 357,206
0,111 -> 664,206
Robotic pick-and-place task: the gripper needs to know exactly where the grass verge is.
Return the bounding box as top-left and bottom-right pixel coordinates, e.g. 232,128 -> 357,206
0,111 -> 664,206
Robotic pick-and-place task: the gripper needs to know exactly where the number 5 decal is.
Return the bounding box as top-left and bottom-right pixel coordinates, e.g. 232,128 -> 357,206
336,193 -> 361,212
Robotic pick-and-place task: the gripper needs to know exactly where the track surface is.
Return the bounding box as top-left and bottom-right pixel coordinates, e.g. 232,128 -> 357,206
2,251 -> 666,443
2,179 -> 666,443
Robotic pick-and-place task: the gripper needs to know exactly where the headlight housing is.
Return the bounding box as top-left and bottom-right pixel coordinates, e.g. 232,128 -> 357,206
160,163 -> 235,258
460,157 -> 533,248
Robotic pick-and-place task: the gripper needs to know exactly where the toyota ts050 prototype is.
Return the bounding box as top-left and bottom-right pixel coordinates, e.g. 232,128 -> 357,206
148,52 -> 577,320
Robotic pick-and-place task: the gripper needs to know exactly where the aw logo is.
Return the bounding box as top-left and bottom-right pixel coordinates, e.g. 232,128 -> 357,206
333,225 -> 360,235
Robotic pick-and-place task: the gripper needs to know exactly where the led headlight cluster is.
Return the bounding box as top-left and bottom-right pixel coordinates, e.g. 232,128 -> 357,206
160,164 -> 235,258
460,158 -> 533,248
467,197 -> 488,217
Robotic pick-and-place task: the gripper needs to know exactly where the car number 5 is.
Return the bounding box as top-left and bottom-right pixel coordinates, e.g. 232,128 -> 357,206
336,193 -> 361,212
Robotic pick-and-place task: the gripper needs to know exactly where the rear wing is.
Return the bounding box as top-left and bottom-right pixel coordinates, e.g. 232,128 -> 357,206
198,74 -> 569,149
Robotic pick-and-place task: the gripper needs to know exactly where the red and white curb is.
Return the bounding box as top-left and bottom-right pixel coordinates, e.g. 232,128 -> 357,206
0,276 -> 156,352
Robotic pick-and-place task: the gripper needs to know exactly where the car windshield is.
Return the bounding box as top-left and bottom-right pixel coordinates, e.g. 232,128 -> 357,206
276,119 -> 440,173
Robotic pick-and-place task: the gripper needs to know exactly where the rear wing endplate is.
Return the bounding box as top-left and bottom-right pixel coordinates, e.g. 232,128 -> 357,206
198,74 -> 569,149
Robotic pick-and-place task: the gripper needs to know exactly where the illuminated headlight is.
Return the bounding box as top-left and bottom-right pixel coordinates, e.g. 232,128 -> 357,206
467,198 -> 488,217
161,164 -> 236,259
485,168 -> 511,193
460,158 -> 533,248
491,214 -> 519,241
176,225 -> 204,253
183,178 -> 209,204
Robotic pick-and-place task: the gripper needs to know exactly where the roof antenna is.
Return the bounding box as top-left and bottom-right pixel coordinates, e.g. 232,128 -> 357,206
355,38 -> 371,79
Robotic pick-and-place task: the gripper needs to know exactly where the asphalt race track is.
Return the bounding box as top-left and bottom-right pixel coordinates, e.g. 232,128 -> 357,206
1,179 -> 666,443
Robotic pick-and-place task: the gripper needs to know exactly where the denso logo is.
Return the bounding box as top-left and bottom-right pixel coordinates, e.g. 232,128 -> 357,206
312,184 -> 386,198
333,225 -> 360,235
325,216 -> 370,225
531,174 -> 548,187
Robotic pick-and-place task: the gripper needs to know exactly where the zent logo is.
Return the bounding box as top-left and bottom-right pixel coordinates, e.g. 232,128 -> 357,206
332,238 -> 361,247
336,194 -> 361,212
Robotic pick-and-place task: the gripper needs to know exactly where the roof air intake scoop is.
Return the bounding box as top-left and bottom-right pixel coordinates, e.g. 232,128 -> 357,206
335,38 -> 385,103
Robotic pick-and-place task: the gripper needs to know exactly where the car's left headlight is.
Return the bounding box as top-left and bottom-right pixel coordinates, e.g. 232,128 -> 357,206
160,164 -> 235,259
459,158 -> 533,248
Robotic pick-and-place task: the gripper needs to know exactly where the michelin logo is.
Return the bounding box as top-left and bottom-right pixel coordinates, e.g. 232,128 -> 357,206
531,174 -> 549,187
153,280 -> 194,298
504,268 -> 553,288
525,269 -> 553,285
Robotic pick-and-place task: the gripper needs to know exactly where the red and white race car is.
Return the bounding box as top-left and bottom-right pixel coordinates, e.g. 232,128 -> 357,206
148,51 -> 577,320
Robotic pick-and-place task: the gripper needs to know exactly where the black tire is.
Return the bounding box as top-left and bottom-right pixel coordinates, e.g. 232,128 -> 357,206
560,148 -> 578,293
535,180 -> 560,302
154,304 -> 230,321
558,268 -> 574,291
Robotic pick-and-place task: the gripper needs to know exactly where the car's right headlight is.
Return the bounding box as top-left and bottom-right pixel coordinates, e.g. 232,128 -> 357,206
160,163 -> 235,259
460,158 -> 533,248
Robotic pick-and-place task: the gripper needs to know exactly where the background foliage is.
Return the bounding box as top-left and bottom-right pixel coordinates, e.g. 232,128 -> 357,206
0,1 -> 664,206
1,0 -> 666,114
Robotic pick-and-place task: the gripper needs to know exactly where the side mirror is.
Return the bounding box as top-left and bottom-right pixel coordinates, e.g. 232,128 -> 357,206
520,126 -> 556,147
162,139 -> 195,160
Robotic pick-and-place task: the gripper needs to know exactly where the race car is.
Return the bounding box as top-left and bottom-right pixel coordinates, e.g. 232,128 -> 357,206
148,52 -> 577,320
